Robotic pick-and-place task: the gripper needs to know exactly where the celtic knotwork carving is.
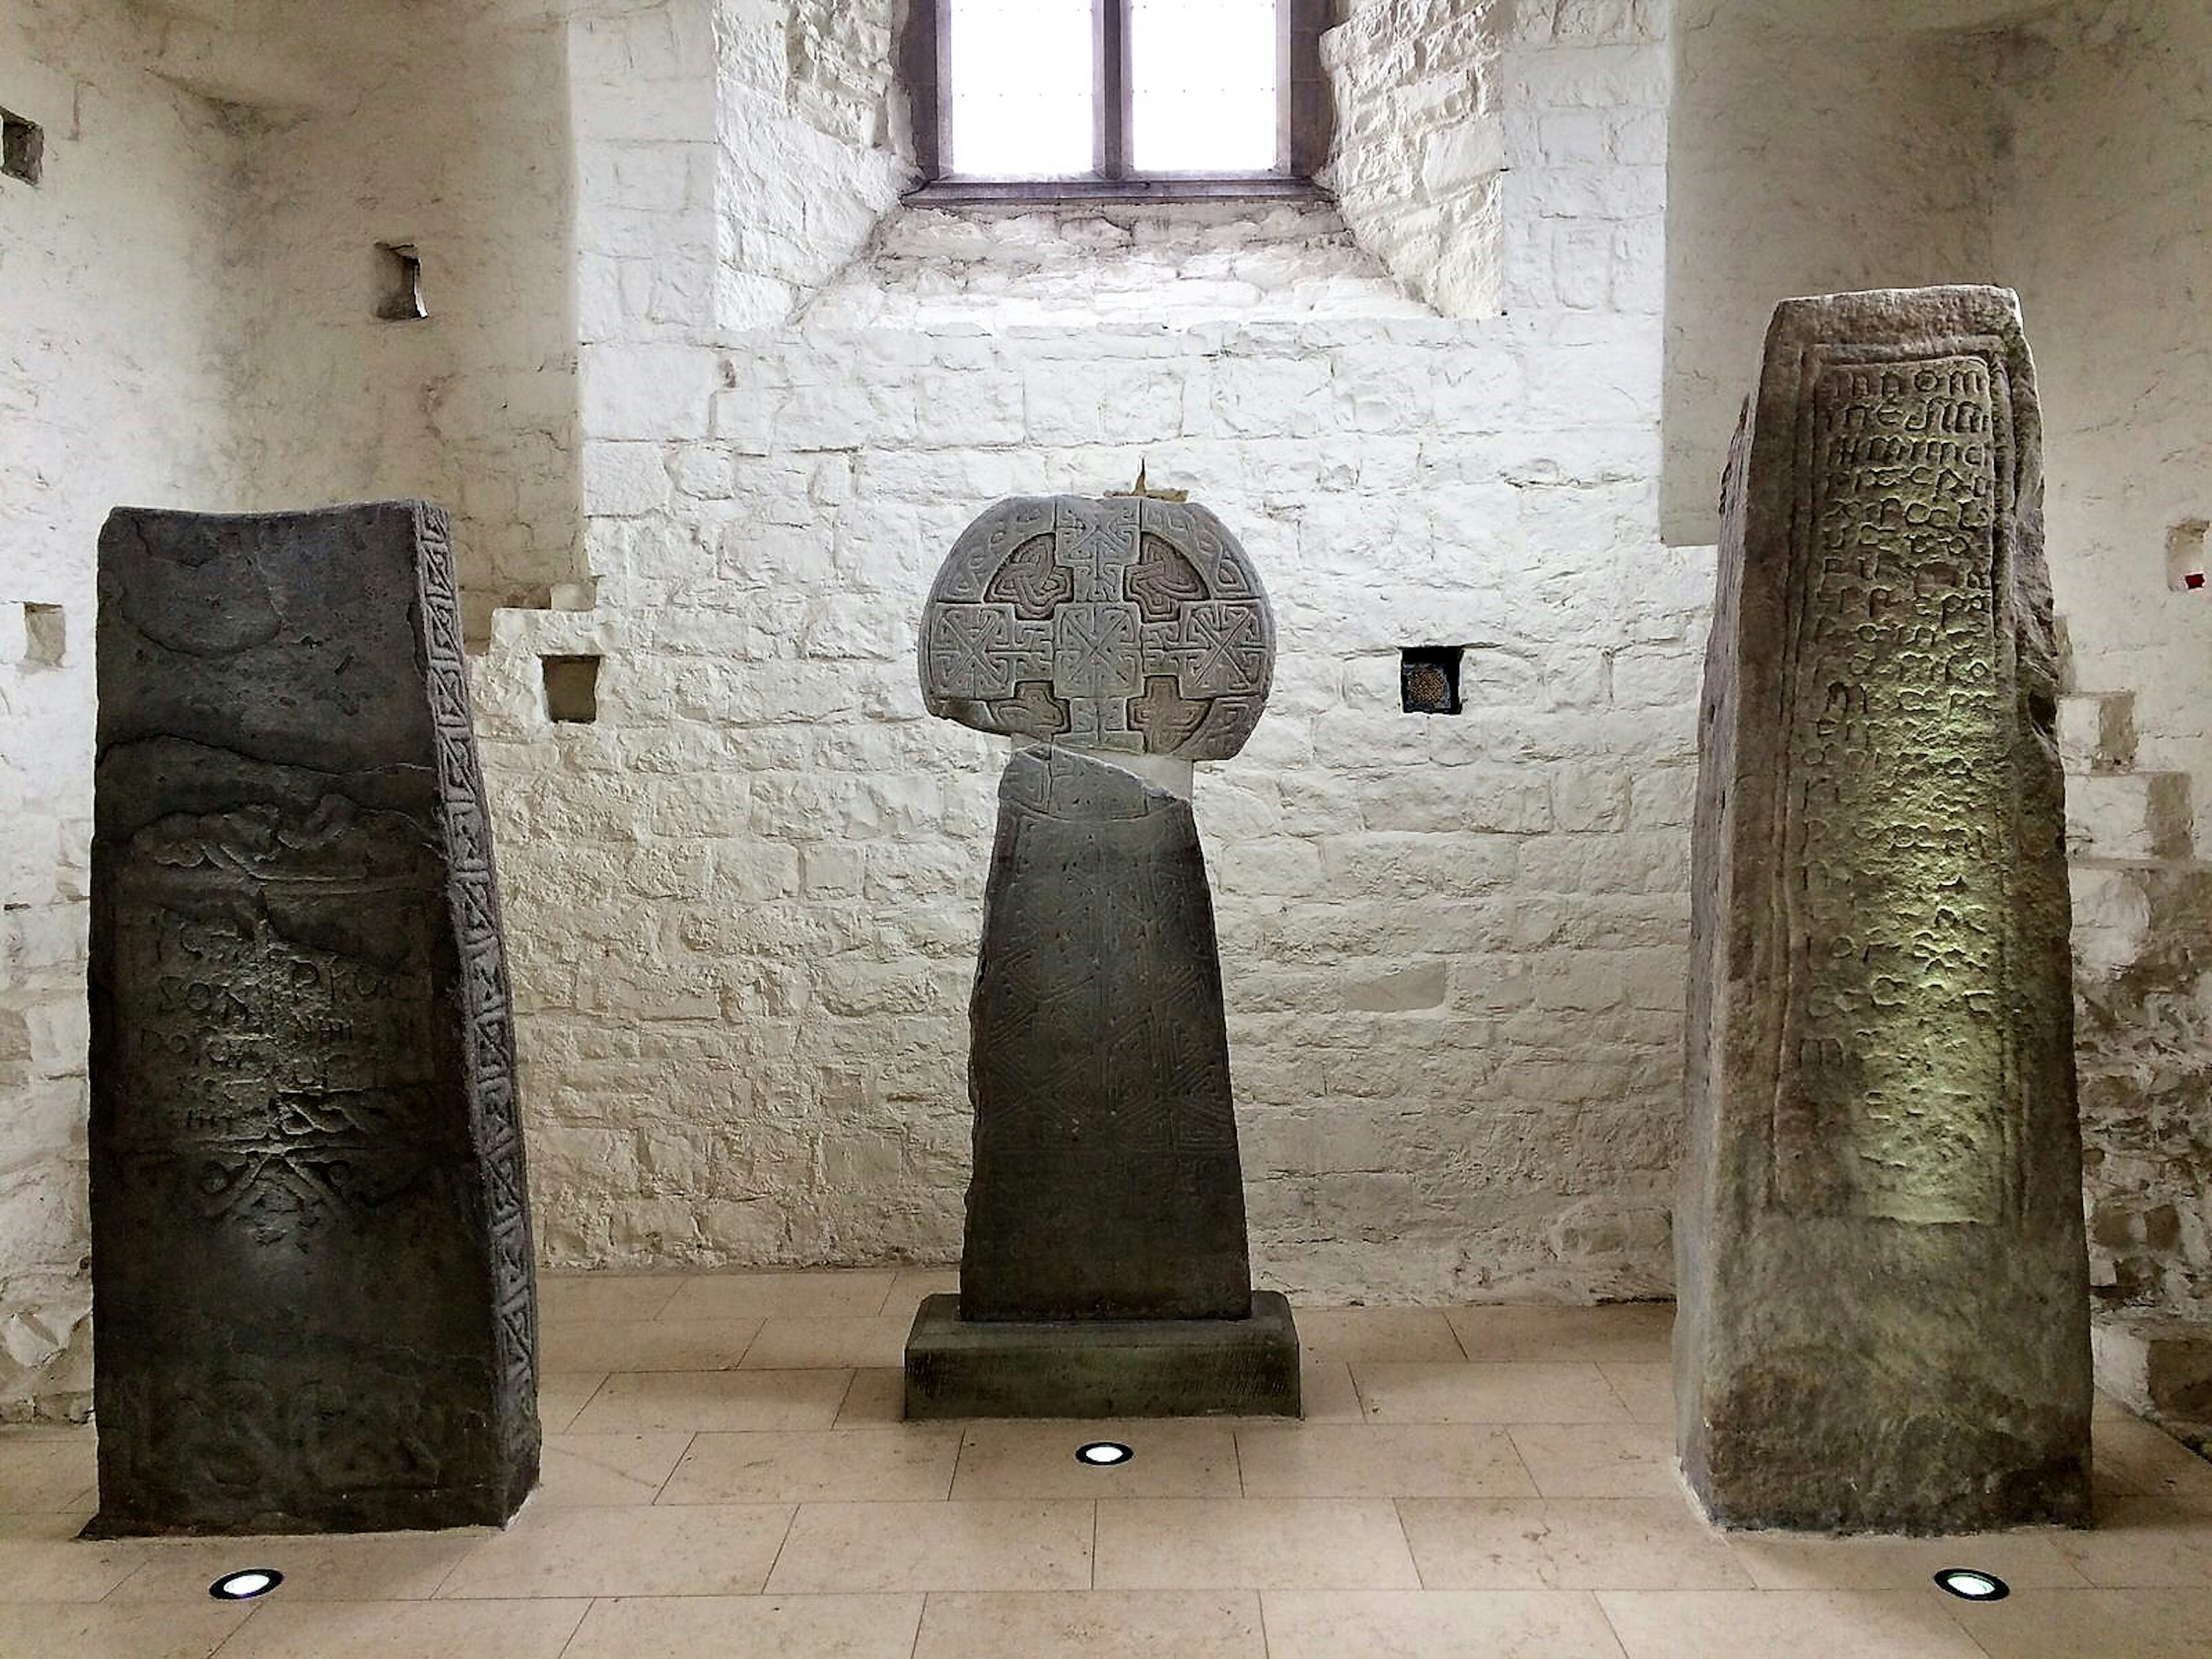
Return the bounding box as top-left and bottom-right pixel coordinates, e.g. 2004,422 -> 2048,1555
919,495 -> 1274,760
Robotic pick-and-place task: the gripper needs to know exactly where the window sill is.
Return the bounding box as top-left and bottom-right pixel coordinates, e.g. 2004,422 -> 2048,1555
905,176 -> 1332,207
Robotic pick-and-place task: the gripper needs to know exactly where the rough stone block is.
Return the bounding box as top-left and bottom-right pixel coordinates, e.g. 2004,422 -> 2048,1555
88,503 -> 539,1535
960,745 -> 1252,1321
1676,289 -> 2092,1533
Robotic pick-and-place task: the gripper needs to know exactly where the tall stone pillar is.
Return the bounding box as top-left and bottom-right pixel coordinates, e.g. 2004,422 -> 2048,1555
88,503 -> 539,1535
1676,289 -> 2092,1533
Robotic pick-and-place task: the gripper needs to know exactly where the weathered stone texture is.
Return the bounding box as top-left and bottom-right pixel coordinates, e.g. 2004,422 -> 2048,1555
960,745 -> 1253,1322
89,503 -> 539,1534
1676,287 -> 2092,1533
921,496 -> 1274,761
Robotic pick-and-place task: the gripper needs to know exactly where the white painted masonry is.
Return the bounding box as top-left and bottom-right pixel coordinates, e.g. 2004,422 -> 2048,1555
480,0 -> 1685,1308
1,0 -> 256,1419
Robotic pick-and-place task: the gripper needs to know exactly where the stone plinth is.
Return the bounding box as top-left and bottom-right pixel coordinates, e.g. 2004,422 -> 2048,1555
88,503 -> 539,1535
1676,288 -> 2092,1533
904,1293 -> 1301,1420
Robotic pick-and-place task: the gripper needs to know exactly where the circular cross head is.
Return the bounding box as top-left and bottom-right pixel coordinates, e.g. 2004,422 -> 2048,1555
919,495 -> 1274,761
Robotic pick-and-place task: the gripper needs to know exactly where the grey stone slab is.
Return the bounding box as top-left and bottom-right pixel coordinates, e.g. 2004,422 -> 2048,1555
960,745 -> 1253,1322
903,1293 -> 1301,1419
1676,287 -> 2092,1532
919,495 -> 1274,760
88,502 -> 539,1534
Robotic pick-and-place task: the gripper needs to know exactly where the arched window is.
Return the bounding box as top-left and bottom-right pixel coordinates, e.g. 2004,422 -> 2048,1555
903,0 -> 1331,202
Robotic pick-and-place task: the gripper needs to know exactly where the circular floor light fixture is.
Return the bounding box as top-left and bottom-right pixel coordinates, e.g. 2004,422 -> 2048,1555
1933,1568 -> 2009,1602
1075,1441 -> 1134,1467
209,1569 -> 283,1601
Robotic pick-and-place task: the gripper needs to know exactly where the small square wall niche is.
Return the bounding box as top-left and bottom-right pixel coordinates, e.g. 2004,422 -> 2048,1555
2168,520 -> 2207,592
543,655 -> 599,723
22,603 -> 63,668
2,108 -> 41,186
1401,646 -> 1464,714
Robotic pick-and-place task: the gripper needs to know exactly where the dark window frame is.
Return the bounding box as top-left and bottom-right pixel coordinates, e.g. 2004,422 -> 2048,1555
902,0 -> 1332,204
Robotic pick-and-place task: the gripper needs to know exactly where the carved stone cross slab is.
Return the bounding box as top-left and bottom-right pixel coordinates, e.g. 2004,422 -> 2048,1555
1675,289 -> 2091,1533
87,502 -> 540,1535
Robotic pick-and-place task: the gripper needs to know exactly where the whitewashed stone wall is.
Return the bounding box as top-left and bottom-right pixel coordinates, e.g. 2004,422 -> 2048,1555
0,0 -> 257,1419
484,0 -> 1686,1304
1661,0 -> 2000,544
2001,0 -> 2212,1323
1328,0 -> 1666,320
235,0 -> 583,637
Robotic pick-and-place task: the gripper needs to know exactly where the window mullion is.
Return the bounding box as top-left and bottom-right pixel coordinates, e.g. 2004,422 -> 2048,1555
1099,0 -> 1132,179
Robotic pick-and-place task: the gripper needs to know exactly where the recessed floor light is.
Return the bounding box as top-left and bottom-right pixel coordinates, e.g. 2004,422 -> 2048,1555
1075,1440 -> 1134,1467
209,1569 -> 283,1600
1933,1567 -> 2009,1601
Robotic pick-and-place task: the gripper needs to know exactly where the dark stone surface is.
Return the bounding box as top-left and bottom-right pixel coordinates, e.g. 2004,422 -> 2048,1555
1675,289 -> 2092,1533
919,495 -> 1274,760
904,1292 -> 1300,1419
87,502 -> 539,1536
959,745 -> 1253,1323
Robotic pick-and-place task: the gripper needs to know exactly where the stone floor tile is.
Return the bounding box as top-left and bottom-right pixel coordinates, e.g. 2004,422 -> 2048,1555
209,1597 -> 590,1658
106,1531 -> 488,1603
765,1500 -> 1094,1593
1093,1497 -> 1421,1589
1446,1306 -> 1674,1365
0,1512 -> 153,1601
1235,1425 -> 1536,1499
1354,1363 -> 1631,1425
2093,1416 -> 2212,1510
0,1603 -> 249,1658
1597,1363 -> 1673,1425
1595,1589 -> 1983,1658
0,1435 -> 97,1510
537,1273 -> 685,1325
953,1421 -> 1239,1499
881,1268 -> 960,1321
1960,1585 -> 2212,1658
835,1368 -> 907,1426
915,1589 -> 1265,1658
659,1428 -> 960,1503
437,1502 -> 791,1598
536,1372 -> 605,1434
1725,1526 -> 2091,1590
2051,1493 -> 2212,1586
1263,1588 -> 1628,1658
1298,1360 -> 1366,1424
659,1270 -> 897,1321
1509,1424 -> 1682,1498
562,1593 -> 925,1659
740,1314 -> 914,1370
567,1368 -> 850,1433
536,1433 -> 693,1506
1399,1499 -> 1752,1590
539,1319 -> 762,1374
1293,1308 -> 1467,1364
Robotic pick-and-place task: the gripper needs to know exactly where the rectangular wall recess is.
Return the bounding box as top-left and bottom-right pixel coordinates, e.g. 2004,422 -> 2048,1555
1400,646 -> 1464,714
2,107 -> 42,185
542,655 -> 600,723
375,242 -> 427,320
22,603 -> 63,667
2167,519 -> 2207,592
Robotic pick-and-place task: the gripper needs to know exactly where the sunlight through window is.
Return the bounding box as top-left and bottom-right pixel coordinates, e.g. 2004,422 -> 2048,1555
947,0 -> 1096,178
1131,0 -> 1279,173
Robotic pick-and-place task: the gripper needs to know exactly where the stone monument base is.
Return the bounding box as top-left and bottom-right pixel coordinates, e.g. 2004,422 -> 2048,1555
902,1293 -> 1300,1420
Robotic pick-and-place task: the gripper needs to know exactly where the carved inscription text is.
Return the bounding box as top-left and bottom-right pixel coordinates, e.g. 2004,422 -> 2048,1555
1775,350 -> 2018,1223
